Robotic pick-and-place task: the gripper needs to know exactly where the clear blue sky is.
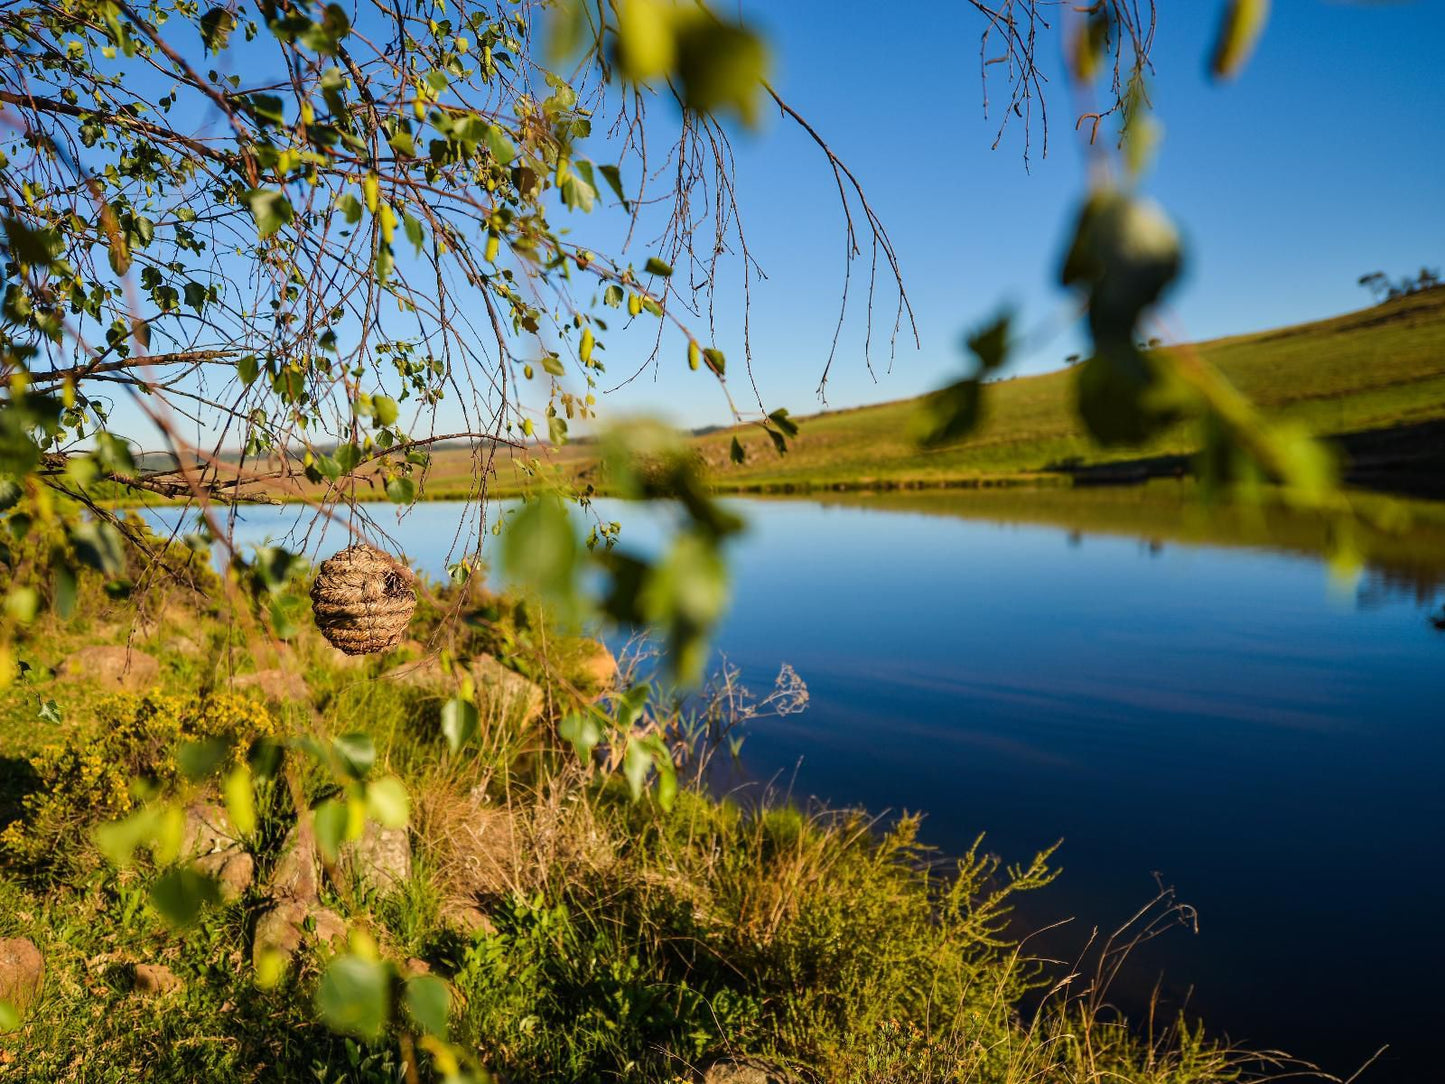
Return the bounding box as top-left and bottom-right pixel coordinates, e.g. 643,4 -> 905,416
579,0 -> 1445,430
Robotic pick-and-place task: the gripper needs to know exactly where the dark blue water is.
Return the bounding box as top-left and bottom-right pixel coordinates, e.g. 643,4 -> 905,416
150,495 -> 1445,1079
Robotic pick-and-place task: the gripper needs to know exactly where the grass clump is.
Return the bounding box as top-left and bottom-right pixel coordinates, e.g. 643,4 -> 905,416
0,579 -> 1308,1083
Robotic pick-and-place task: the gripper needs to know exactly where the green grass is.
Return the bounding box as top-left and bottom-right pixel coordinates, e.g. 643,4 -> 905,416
0,525 -> 1314,1083
689,289 -> 1445,491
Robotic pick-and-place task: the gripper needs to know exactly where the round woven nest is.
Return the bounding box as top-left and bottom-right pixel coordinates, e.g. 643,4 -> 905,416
310,543 -> 417,655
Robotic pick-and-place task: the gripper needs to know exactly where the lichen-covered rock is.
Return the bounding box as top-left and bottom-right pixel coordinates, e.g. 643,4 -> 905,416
385,653 -> 545,725
252,902 -> 346,972
230,668 -> 309,702
133,963 -> 183,997
182,802 -> 253,901
196,849 -> 255,902
338,822 -> 411,896
702,1060 -> 775,1084
56,646 -> 159,693
0,938 -> 44,1019
269,825 -> 321,904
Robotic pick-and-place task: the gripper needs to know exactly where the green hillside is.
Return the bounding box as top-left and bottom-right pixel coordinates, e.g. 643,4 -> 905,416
696,289 -> 1445,491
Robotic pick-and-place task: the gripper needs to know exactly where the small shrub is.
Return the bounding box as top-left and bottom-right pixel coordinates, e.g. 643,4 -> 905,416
1,691 -> 278,867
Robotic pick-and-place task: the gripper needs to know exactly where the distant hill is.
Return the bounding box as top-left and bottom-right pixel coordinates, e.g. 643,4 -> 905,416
679,288 -> 1445,494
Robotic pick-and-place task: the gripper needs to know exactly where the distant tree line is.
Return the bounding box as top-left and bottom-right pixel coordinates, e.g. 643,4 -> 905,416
1358,267 -> 1441,303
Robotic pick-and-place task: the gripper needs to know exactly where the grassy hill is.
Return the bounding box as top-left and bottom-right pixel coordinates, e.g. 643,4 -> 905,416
679,288 -> 1445,492
160,290 -> 1445,506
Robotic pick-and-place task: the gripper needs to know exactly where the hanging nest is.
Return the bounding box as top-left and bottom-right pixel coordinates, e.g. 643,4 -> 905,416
310,544 -> 418,655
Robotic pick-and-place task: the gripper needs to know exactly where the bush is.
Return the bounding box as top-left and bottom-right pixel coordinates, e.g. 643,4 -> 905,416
1,691 -> 278,867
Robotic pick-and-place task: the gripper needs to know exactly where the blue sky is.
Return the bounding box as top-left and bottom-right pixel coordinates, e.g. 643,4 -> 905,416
578,0 -> 1445,429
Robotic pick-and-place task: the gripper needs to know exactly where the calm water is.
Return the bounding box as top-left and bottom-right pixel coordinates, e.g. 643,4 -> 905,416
150,494 -> 1445,1079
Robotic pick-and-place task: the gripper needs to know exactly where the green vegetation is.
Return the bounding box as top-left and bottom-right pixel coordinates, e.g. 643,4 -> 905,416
0,522 -> 1295,1083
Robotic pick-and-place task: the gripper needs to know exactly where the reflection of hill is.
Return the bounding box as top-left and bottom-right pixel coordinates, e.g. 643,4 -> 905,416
804,484 -> 1445,605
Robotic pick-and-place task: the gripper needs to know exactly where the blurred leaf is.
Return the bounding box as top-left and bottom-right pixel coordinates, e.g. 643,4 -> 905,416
316,954 -> 390,1041
332,733 -> 376,779
199,7 -> 235,53
502,497 -> 579,610
616,682 -> 650,730
644,257 -> 673,277
53,563 -> 76,618
241,188 -> 294,240
404,974 -> 450,1037
95,806 -> 163,867
385,476 -> 416,504
674,17 -> 769,126
70,520 -> 125,576
224,764 -> 257,837
150,867 -> 221,927
0,999 -> 18,1032
313,797 -> 348,861
623,739 -> 651,801
558,711 -> 601,761
916,379 -> 981,447
965,312 -> 1012,373
614,0 -> 676,83
1210,0 -> 1270,81
729,436 -> 745,464
440,696 -> 479,752
365,776 -> 410,828
177,737 -> 230,781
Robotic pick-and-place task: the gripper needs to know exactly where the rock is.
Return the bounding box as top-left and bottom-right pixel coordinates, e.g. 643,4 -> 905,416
132,963 -> 182,997
702,1060 -> 774,1084
0,938 -> 44,1018
56,646 -> 160,693
230,668 -> 309,702
471,655 -> 545,724
338,822 -> 411,896
165,635 -> 202,657
574,640 -> 619,693
181,802 -> 238,857
252,902 -> 346,972
438,900 -> 496,938
403,957 -> 431,977
196,849 -> 255,902
385,653 -> 545,724
182,802 -> 253,902
269,825 -> 321,905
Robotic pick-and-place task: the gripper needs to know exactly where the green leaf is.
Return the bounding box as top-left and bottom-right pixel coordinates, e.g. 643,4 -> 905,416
313,797 -> 348,861
94,806 -> 162,867
1210,0 -> 1270,81
241,188 -> 295,240
541,353 -> 566,377
237,355 -> 260,387
53,564 -> 77,618
502,497 -> 578,608
484,125 -> 517,166
371,395 -> 399,427
364,776 -> 410,829
316,954 -> 390,1042
702,348 -> 725,375
729,436 -> 745,464
177,737 -> 230,781
673,18 -> 769,126
766,408 -> 799,438
598,164 -> 629,210
385,476 -> 416,504
644,257 -> 673,277
966,312 -> 1012,373
404,974 -> 450,1037
333,442 -> 363,473
199,7 -> 235,54
150,867 -> 221,927
915,379 -> 982,447
332,733 -> 376,779
440,696 -> 478,752
557,712 -> 601,761
603,284 -> 625,308
224,764 -> 257,837
616,682 -> 651,731
623,739 -> 651,801
0,1000 -> 18,1032
70,520 -> 125,576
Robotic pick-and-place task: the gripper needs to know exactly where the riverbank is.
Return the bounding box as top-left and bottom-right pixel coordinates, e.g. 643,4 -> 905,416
0,514 -> 1314,1083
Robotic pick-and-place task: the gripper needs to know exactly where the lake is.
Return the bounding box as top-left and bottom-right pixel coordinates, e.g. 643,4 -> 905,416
149,489 -> 1445,1080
